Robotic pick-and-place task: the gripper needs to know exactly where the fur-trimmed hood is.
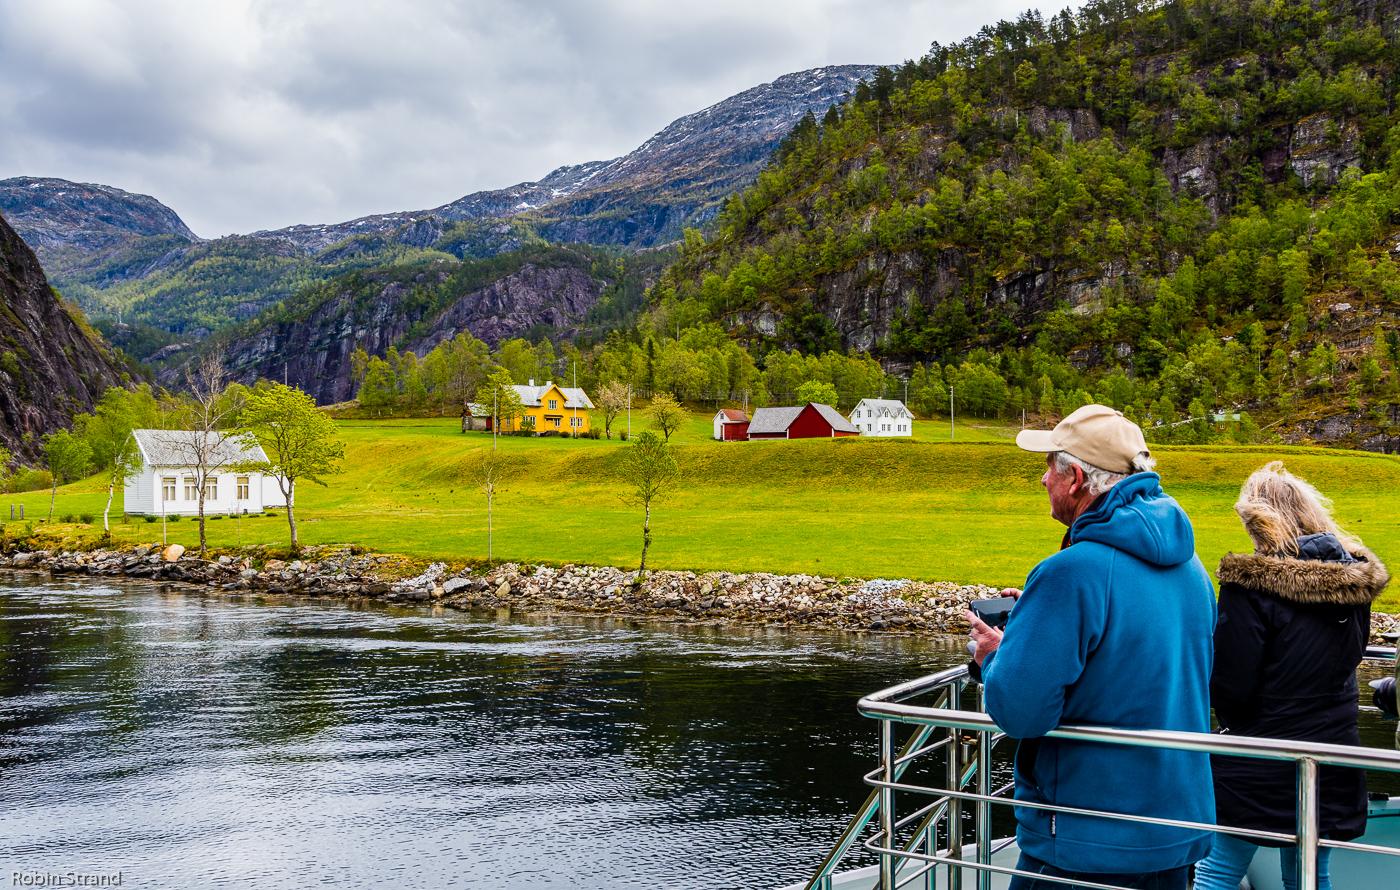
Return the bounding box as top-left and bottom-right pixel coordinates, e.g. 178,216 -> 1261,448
1218,543 -> 1390,605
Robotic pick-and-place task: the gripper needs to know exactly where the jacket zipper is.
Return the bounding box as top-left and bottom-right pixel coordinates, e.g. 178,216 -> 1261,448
1050,814 -> 1056,836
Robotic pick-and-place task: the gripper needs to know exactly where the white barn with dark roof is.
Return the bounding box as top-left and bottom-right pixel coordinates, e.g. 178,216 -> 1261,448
123,429 -> 288,516
849,398 -> 914,437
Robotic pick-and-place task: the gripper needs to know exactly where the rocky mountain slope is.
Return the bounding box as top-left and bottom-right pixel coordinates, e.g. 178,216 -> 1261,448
4,65 -> 876,344
251,66 -> 878,253
0,177 -> 197,252
0,211 -> 128,460
205,246 -> 638,404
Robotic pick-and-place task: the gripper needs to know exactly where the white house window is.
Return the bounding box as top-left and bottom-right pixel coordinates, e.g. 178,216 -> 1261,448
162,477 -> 176,502
183,477 -> 197,500
204,477 -> 219,500
237,477 -> 250,500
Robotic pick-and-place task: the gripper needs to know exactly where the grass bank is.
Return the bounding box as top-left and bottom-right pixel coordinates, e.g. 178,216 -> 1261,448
9,415 -> 1398,611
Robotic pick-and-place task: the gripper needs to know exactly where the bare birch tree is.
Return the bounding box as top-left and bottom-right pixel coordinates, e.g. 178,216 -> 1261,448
166,355 -> 241,557
596,380 -> 629,439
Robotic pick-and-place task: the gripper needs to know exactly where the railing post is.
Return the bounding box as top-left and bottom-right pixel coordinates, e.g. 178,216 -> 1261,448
880,719 -> 897,890
1295,757 -> 1319,890
946,682 -> 964,890
976,687 -> 993,890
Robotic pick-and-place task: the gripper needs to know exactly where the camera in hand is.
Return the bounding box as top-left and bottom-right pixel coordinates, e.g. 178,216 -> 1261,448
1372,677 -> 1397,721
969,595 -> 1017,630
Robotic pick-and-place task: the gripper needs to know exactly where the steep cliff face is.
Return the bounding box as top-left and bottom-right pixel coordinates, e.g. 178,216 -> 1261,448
0,212 -> 127,459
216,260 -> 608,404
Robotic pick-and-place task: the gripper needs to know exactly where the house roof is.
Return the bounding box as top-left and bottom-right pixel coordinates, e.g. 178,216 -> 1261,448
132,429 -> 268,468
852,398 -> 914,419
717,408 -> 749,422
748,403 -> 858,435
812,403 -> 860,433
510,382 -> 595,409
747,406 -> 804,434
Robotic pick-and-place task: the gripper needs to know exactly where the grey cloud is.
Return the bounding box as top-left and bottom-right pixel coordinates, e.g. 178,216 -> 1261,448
0,0 -> 1050,236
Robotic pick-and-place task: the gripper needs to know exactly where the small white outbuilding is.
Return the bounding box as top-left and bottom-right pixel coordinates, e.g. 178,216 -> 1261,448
849,399 -> 914,437
123,429 -> 288,516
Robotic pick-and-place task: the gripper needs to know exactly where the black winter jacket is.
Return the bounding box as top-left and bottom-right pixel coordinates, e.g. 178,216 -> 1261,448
1210,533 -> 1389,844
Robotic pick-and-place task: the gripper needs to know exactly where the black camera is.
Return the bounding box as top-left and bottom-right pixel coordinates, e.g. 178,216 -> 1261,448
1371,677 -> 1397,721
969,595 -> 1017,630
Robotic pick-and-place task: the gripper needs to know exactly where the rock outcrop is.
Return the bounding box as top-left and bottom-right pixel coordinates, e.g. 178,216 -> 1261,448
216,258 -> 609,404
0,212 -> 128,460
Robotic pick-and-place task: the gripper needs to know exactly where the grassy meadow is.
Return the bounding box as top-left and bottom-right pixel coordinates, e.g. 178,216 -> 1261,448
10,412 -> 1399,611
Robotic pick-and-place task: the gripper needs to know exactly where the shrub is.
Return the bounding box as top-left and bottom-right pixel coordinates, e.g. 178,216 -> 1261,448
168,514 -> 181,522
144,515 -> 158,523
210,515 -> 223,521
584,429 -> 601,439
619,431 -> 629,442
79,513 -> 93,524
10,467 -> 52,492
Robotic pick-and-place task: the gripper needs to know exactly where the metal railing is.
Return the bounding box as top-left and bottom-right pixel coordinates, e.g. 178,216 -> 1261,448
805,660 -> 1400,890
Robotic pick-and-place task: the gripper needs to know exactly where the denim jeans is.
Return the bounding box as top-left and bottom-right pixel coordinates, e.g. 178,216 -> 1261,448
1192,832 -> 1332,890
1006,853 -> 1191,889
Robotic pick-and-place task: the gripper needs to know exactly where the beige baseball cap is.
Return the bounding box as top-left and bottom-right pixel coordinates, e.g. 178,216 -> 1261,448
1015,404 -> 1149,474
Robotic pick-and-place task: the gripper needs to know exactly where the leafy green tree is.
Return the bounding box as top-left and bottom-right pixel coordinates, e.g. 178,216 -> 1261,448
476,370 -> 525,438
795,380 -> 839,405
74,385 -> 161,534
616,431 -> 679,575
648,392 -> 684,441
358,358 -> 397,416
238,383 -> 346,552
43,430 -> 92,522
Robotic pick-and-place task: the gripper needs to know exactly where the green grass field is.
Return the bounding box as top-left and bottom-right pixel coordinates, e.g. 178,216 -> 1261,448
11,413 -> 1399,611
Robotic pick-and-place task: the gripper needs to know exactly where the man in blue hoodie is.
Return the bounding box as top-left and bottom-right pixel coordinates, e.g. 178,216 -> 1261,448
966,404 -> 1216,889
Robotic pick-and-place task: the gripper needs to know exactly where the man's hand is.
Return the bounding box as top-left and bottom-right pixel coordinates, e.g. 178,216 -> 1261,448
999,587 -> 1022,600
965,610 -> 1004,666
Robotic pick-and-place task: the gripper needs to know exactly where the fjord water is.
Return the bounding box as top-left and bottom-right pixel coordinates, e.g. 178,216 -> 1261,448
3,578 -> 1396,890
0,576 -> 967,889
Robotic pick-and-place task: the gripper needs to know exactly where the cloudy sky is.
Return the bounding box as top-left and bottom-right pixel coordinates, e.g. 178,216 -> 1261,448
0,0 -> 1047,237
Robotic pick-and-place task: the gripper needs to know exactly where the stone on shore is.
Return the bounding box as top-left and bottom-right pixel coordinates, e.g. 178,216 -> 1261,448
162,544 -> 185,562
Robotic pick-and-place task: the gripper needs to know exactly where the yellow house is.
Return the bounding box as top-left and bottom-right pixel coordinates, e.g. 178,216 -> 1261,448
505,380 -> 594,434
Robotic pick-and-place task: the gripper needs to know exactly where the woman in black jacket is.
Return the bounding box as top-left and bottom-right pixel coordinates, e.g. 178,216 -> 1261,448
1194,461 -> 1388,890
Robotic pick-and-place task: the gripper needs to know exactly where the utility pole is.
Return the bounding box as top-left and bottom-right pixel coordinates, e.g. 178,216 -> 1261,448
492,389 -> 498,451
903,377 -> 909,404
950,384 -> 956,442
572,361 -> 578,435
627,384 -> 632,439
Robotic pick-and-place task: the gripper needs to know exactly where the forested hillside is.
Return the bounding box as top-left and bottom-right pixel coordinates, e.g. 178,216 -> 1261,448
648,0 -> 1400,448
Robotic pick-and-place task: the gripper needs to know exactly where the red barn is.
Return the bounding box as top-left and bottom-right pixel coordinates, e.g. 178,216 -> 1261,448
746,403 -> 860,440
713,408 -> 750,441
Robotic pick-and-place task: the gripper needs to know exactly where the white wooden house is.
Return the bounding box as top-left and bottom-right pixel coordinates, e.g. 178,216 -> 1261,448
123,429 -> 288,516
849,399 -> 914,437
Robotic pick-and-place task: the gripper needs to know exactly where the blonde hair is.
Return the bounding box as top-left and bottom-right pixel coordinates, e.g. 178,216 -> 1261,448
1235,461 -> 1356,557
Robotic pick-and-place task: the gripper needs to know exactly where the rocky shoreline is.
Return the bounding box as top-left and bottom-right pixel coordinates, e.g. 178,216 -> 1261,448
4,544 -> 1399,643
1,544 -> 1003,635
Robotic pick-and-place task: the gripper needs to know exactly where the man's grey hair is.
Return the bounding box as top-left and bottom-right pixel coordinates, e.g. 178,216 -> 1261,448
1052,450 -> 1157,496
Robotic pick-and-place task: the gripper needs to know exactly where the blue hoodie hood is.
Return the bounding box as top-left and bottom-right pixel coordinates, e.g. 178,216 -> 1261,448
1069,473 -> 1196,567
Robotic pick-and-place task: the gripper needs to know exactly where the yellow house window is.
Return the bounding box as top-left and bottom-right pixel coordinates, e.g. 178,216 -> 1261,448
548,398 -> 558,409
